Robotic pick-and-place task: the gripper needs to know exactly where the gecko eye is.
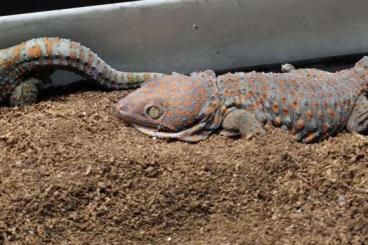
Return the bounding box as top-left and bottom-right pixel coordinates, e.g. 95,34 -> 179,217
146,106 -> 163,119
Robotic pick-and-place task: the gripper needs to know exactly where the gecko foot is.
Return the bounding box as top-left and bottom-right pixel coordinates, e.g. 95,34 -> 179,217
9,78 -> 41,107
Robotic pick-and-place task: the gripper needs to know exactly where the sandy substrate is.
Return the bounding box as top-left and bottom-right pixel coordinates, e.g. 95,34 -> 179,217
0,88 -> 367,244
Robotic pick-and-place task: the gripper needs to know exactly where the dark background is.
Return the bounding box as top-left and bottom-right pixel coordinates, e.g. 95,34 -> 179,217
0,0 -> 136,16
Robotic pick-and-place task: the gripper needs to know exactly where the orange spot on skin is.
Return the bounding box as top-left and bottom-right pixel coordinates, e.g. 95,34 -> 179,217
283,108 -> 289,116
44,37 -> 52,56
43,38 -> 54,64
297,119 -> 305,130
27,44 -> 42,58
272,102 -> 279,113
281,96 -> 287,104
5,60 -> 13,68
12,43 -> 24,62
5,42 -> 25,70
292,100 -> 299,110
327,108 -> 336,118
306,110 -> 313,120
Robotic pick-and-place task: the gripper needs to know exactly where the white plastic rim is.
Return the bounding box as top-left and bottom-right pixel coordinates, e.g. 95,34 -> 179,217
0,0 -> 367,75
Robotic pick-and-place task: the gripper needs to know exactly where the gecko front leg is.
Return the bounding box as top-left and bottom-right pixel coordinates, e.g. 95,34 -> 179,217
222,109 -> 265,138
346,95 -> 368,135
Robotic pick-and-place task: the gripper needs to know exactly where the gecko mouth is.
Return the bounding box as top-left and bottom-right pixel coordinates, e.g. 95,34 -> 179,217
117,110 -> 155,128
117,107 -> 210,142
132,123 -> 210,142
117,108 -> 175,132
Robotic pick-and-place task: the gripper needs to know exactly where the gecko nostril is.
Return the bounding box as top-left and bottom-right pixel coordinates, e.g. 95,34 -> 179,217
117,99 -> 126,108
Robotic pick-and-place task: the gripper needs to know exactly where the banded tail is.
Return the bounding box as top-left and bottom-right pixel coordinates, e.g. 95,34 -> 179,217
0,37 -> 165,92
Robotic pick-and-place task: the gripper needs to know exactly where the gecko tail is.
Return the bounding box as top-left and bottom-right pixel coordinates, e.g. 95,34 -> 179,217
0,37 -> 165,90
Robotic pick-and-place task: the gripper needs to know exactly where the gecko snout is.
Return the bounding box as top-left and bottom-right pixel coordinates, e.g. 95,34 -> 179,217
116,98 -> 130,118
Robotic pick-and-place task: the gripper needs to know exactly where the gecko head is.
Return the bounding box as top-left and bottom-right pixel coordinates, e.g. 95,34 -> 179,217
117,74 -> 223,142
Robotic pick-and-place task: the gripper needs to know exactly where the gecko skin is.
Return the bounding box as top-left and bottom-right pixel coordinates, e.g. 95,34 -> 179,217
117,57 -> 368,143
0,37 -> 164,106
